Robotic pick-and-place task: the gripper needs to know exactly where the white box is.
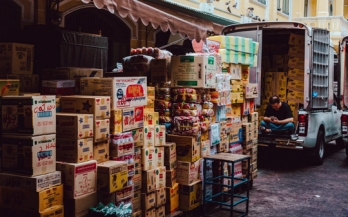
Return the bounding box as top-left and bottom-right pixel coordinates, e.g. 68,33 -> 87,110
156,146 -> 164,167
201,140 -> 211,157
56,113 -> 94,139
243,83 -> 258,99
122,106 -> 144,132
142,147 -> 157,170
0,171 -> 61,192
2,134 -> 56,176
56,160 -> 97,198
1,95 -> 56,135
155,166 -> 166,189
176,160 -> 201,185
154,125 -> 166,146
80,77 -> 147,109
144,125 -> 155,147
171,55 -> 217,88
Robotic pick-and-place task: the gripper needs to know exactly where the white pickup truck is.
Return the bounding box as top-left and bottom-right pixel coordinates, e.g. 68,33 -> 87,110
222,22 -> 344,165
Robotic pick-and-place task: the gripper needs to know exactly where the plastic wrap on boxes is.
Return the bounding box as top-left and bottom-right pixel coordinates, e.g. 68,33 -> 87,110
172,116 -> 200,136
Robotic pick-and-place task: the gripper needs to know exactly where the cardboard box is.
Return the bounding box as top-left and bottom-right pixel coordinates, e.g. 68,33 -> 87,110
150,59 -> 170,83
288,45 -> 304,57
109,132 -> 134,158
132,190 -> 142,212
230,127 -> 243,143
287,78 -> 304,92
201,140 -> 211,158
142,169 -> 157,193
243,83 -> 258,99
97,192 -> 116,205
288,56 -> 304,69
79,77 -> 147,109
133,168 -> 142,191
144,209 -> 156,217
1,95 -> 56,135
155,166 -> 166,189
133,210 -> 142,217
144,126 -> 155,147
0,43 -> 34,74
64,192 -> 98,217
154,125 -> 166,146
242,122 -> 254,133
217,137 -> 229,153
179,180 -> 202,211
60,95 -> 110,120
94,119 -> 110,142
110,109 -> 123,134
231,79 -> 243,92
0,74 -> 39,93
0,205 -> 64,217
115,185 -> 134,202
165,183 -> 179,214
156,205 -> 166,217
134,147 -> 142,169
287,68 -> 304,80
288,33 -> 305,46
230,63 -> 242,80
242,99 -> 255,116
171,56 -> 217,88
141,147 -> 157,170
144,112 -> 159,126
132,128 -> 144,147
2,134 -> 56,176
56,113 -> 94,139
156,187 -> 166,207
0,171 -> 61,192
166,169 -> 177,188
56,137 -> 93,163
161,143 -> 177,170
93,140 -> 110,163
141,192 -> 156,211
0,79 -> 20,96
56,160 -> 97,198
41,80 -> 75,96
97,161 -> 128,193
122,106 -> 144,132
287,90 -> 304,104
156,147 -> 164,167
248,112 -> 258,122
230,92 -> 244,104
167,134 -> 201,162
176,160 -> 200,185
0,184 -> 63,212
210,123 -> 220,145
41,67 -> 103,94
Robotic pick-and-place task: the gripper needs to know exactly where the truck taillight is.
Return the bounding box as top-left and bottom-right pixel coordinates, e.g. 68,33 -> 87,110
298,114 -> 308,136
341,114 -> 348,134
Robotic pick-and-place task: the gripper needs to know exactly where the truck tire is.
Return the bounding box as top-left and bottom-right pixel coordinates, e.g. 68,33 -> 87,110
335,137 -> 345,149
313,130 -> 325,165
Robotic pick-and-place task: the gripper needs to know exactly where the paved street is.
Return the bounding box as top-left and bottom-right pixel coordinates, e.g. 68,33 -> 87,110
194,143 -> 348,217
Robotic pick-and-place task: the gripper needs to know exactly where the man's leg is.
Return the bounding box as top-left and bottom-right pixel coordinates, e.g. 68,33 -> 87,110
260,120 -> 279,132
271,122 -> 295,133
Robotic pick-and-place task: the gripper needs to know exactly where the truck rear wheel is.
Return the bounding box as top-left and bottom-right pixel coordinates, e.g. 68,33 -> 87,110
313,130 -> 325,165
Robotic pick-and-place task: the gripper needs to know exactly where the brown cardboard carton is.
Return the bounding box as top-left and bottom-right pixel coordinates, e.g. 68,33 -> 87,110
93,140 -> 110,163
141,191 -> 156,211
132,128 -> 144,147
155,205 -> 166,217
133,168 -> 142,191
56,160 -> 97,198
2,134 -> 56,176
161,142 -> 176,168
64,192 -> 98,217
176,160 -> 200,185
97,161 -> 128,193
179,180 -> 202,211
132,210 -> 142,217
56,113 -> 94,139
0,43 -> 34,74
115,184 -> 134,202
150,59 -> 170,83
94,119 -> 110,142
132,190 -> 142,212
0,79 -> 20,96
165,169 -> 177,188
60,95 -> 110,120
0,184 -> 63,212
97,192 -> 116,205
142,169 -> 157,193
155,187 -> 166,207
0,205 -> 64,217
167,134 -> 201,162
1,95 -> 56,135
144,209 -> 156,217
56,137 -> 93,163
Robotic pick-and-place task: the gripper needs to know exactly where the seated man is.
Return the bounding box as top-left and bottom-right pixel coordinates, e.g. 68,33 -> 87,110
260,95 -> 295,133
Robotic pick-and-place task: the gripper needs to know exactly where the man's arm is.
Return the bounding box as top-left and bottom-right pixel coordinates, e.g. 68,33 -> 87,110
273,117 -> 293,125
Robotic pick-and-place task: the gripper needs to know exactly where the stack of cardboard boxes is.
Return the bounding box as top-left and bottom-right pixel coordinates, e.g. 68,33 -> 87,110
0,95 -> 64,216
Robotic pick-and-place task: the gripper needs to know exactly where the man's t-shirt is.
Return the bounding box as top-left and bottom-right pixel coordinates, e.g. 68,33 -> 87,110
264,102 -> 293,120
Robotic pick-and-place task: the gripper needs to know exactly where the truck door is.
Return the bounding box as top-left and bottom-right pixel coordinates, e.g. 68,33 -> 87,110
311,28 -> 335,135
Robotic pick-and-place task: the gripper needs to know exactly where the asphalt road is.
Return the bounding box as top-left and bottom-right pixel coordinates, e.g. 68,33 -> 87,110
197,143 -> 348,217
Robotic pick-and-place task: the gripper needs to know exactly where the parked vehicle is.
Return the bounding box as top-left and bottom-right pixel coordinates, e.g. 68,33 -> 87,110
222,22 -> 344,165
338,36 -> 348,157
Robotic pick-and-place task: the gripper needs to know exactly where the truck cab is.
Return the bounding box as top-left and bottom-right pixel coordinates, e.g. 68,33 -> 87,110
222,22 -> 343,165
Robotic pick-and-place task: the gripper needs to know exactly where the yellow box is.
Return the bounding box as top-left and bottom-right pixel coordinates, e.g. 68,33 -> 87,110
144,98 -> 155,112
110,109 -> 122,134
231,92 -> 244,104
0,184 -> 63,212
287,68 -> 304,80
147,86 -> 155,99
179,180 -> 202,211
241,65 -> 249,83
60,95 -> 110,120
231,104 -> 242,118
288,33 -> 305,46
165,183 -> 179,214
287,79 -> 304,92
287,90 -> 304,104
167,134 -> 201,162
288,45 -> 304,57
288,57 -> 304,69
230,79 -> 243,92
144,112 -> 159,126
97,161 -> 128,193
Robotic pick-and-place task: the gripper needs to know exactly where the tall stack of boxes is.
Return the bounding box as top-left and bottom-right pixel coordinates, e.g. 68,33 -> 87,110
260,33 -> 305,124
0,95 -> 64,216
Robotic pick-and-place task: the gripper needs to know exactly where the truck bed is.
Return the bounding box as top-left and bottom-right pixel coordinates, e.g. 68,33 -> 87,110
258,131 -> 304,149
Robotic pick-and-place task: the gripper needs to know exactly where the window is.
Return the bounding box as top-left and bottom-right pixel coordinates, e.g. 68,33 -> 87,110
277,0 -> 281,9
329,0 -> 333,16
258,0 -> 266,4
282,0 -> 289,15
304,0 -> 308,17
